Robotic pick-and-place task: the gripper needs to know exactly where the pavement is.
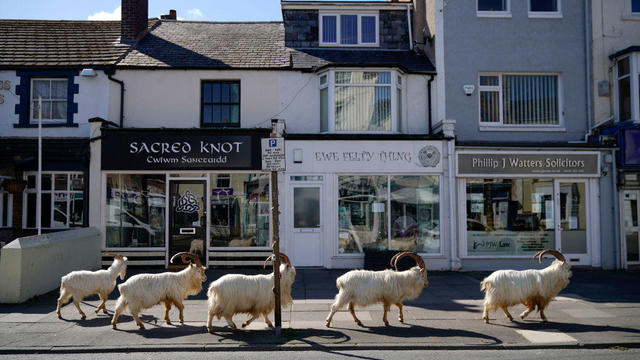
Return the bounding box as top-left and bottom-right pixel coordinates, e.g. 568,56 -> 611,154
1,268 -> 640,354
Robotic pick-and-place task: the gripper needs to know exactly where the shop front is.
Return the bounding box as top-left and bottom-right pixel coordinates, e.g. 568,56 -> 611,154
96,128 -> 271,268
284,138 -> 449,269
618,127 -> 640,268
456,150 -> 602,269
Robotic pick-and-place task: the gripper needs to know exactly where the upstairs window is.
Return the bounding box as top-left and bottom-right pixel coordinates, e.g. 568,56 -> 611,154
477,0 -> 510,17
529,0 -> 562,18
479,73 -> 561,127
320,12 -> 379,47
634,0 -> 640,12
31,79 -> 67,123
617,57 -> 632,122
201,81 -> 240,127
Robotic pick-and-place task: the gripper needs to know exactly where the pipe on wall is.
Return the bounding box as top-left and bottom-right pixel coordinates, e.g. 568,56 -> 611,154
106,71 -> 124,128
428,74 -> 435,134
407,4 -> 413,50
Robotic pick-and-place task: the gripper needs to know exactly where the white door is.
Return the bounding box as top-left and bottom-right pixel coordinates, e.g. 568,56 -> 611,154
623,190 -> 640,266
555,180 -> 590,265
290,184 -> 323,267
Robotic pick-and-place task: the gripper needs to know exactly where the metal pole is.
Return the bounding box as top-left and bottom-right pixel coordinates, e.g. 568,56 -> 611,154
37,96 -> 42,236
271,168 -> 282,336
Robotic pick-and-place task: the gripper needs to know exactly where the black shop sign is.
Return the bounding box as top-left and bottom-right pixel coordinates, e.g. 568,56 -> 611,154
101,130 -> 263,170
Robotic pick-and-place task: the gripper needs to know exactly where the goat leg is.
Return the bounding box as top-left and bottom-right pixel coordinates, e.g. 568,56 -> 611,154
349,302 -> 363,326
396,303 -> 404,323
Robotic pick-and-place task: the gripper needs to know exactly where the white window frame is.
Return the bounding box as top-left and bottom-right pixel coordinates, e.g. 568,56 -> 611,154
30,78 -> 68,124
319,11 -> 379,47
528,0 -> 562,19
0,189 -> 13,228
22,171 -> 84,229
320,68 -> 404,134
476,0 -> 512,18
614,53 -> 640,122
478,72 -> 565,130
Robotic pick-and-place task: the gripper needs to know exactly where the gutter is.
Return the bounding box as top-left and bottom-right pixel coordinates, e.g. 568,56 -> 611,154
428,74 -> 435,134
105,70 -> 125,128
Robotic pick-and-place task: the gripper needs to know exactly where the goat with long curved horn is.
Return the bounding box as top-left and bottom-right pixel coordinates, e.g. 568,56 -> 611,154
170,252 -> 203,267
533,249 -> 566,263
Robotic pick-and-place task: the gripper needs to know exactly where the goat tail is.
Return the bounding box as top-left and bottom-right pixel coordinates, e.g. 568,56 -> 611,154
480,279 -> 492,293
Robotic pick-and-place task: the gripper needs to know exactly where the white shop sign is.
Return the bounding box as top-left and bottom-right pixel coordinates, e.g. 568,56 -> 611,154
286,140 -> 443,173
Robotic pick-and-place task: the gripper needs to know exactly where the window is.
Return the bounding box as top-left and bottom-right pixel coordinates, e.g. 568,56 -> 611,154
320,12 -> 379,47
617,57 -> 632,121
321,70 -> 403,132
201,81 -> 240,127
338,175 -> 440,254
633,0 -> 640,12
477,0 -> 510,17
31,79 -> 67,123
0,189 -> 12,228
479,73 -> 561,127
106,174 -> 165,248
529,0 -> 561,18
24,172 -> 84,229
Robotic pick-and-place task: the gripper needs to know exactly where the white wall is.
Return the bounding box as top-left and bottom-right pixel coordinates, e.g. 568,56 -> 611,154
0,71 -> 111,138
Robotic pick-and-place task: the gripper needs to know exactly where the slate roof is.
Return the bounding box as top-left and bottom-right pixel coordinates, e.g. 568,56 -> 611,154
0,20 -> 142,67
289,48 -> 435,73
118,21 -> 290,69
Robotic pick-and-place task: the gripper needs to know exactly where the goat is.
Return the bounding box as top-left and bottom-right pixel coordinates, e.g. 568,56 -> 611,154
56,254 -> 128,319
480,249 -> 572,323
206,253 -> 296,332
325,252 -> 428,327
111,252 -> 207,330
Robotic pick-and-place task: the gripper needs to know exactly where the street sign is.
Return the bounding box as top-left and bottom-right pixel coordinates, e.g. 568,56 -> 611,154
262,137 -> 285,171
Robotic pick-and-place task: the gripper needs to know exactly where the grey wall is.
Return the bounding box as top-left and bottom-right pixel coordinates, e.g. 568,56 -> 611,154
444,0 -> 588,143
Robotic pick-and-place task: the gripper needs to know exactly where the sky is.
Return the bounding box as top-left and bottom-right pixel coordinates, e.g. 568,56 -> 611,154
0,0 -> 385,22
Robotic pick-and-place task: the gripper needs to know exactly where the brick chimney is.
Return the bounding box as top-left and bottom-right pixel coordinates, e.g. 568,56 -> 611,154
160,9 -> 177,20
121,0 -> 148,44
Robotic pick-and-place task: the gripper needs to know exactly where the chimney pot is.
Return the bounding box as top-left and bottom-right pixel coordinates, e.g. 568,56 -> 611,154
121,0 -> 148,44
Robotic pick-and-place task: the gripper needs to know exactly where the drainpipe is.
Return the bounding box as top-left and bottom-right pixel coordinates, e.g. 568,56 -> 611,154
428,74 -> 435,134
585,0 -> 593,136
612,148 -> 621,269
448,140 -> 459,270
407,4 -> 413,50
106,70 -> 125,128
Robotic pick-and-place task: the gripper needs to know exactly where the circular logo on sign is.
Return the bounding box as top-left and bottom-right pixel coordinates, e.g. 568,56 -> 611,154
418,145 -> 440,167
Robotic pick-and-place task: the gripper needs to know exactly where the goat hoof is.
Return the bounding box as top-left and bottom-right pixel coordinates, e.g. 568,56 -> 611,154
384,322 -> 390,327
112,324 -> 117,330
356,321 -> 363,327
138,325 -> 145,330
241,322 -> 248,328
103,309 -> 108,314
399,318 -> 404,323
80,315 -> 86,320
166,321 -> 172,325
325,321 -> 331,328
95,309 -> 99,314
483,319 -> 489,324
57,313 -> 62,319
207,327 -> 213,334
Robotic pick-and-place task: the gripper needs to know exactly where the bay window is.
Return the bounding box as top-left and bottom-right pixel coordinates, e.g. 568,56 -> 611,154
320,70 -> 404,133
479,73 -> 561,127
614,52 -> 640,122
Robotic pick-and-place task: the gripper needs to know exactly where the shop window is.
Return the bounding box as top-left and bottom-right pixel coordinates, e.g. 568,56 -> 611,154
466,178 -> 555,256
0,189 -> 12,228
320,70 -> 404,133
338,175 -> 440,254
210,173 -> 270,248
320,12 -> 378,47
24,172 -> 84,229
201,81 -> 240,127
105,174 -> 166,248
479,73 -> 561,127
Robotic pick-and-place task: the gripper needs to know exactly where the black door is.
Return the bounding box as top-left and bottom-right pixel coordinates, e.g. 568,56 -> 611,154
169,180 -> 206,267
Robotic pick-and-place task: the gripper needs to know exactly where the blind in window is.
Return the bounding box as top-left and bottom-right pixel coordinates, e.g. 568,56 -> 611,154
502,75 -> 558,125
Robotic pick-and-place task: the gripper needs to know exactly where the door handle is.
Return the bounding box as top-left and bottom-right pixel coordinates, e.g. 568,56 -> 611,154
180,228 -> 196,235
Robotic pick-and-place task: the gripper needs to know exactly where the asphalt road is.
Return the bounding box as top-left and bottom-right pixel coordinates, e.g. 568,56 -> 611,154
1,349 -> 639,360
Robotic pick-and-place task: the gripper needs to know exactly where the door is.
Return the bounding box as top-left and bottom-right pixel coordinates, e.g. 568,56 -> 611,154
623,190 -> 640,265
290,184 -> 323,267
169,180 -> 207,267
555,180 -> 590,265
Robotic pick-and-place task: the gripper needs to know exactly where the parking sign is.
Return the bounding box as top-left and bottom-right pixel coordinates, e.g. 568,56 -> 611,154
261,138 -> 285,171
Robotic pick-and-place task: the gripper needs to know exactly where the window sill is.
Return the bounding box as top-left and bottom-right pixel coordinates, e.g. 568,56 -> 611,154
319,43 -> 380,48
528,12 -> 563,19
622,13 -> 640,21
479,126 -> 566,132
477,12 -> 512,18
14,123 -> 78,128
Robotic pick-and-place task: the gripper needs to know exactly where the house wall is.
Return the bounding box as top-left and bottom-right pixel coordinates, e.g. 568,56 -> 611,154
442,0 -> 588,143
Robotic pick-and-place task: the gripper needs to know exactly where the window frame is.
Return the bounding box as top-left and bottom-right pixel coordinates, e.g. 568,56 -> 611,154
476,0 -> 512,18
478,72 -> 564,130
528,0 -> 562,19
0,188 -> 13,229
614,53 -> 640,122
319,68 -> 405,134
29,78 -> 69,124
319,11 -> 380,47
200,80 -> 241,128
22,171 -> 85,230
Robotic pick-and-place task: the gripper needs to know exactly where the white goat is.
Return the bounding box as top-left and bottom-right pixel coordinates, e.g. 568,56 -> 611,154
325,252 -> 429,327
481,249 -> 572,323
56,254 -> 128,319
206,253 -> 296,332
111,252 -> 207,330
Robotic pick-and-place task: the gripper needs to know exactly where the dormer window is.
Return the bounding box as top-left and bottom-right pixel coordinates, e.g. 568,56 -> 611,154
319,11 -> 379,47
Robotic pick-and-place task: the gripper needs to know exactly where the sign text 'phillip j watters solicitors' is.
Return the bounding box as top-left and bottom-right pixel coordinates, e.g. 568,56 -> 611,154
101,131 -> 260,170
457,152 -> 599,176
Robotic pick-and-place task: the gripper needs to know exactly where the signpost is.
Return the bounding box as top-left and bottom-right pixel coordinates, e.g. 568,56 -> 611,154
262,121 -> 285,336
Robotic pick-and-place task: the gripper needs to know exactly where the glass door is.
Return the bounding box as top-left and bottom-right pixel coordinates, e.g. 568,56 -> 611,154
555,180 -> 590,265
623,190 -> 640,265
290,184 -> 323,267
169,180 -> 207,267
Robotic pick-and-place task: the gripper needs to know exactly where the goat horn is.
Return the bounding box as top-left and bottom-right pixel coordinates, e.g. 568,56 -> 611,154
394,252 -> 425,271
263,255 -> 275,269
279,253 -> 291,268
390,252 -> 403,269
106,253 -> 122,260
170,252 -> 203,267
534,249 -> 566,263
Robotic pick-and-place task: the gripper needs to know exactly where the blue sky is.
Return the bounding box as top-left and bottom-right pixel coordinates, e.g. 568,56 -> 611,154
1,0 -> 385,22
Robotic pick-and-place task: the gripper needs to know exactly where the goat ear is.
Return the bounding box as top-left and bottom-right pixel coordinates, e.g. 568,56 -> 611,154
123,257 -> 128,262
